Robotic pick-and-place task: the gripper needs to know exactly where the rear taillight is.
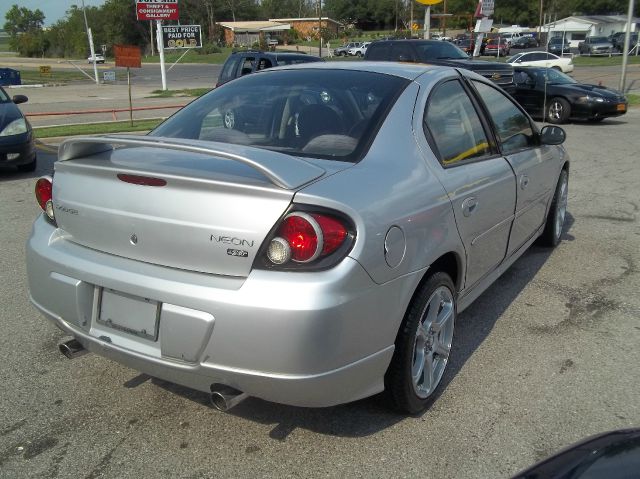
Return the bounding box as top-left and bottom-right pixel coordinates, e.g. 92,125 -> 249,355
35,177 -> 55,221
261,210 -> 354,270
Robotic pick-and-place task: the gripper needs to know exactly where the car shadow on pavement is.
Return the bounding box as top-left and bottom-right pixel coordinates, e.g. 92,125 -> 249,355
144,213 -> 576,439
577,118 -> 628,127
0,146 -> 57,182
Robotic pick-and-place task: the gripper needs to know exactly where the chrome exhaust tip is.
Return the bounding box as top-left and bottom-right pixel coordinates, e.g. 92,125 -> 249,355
210,384 -> 248,412
59,338 -> 87,359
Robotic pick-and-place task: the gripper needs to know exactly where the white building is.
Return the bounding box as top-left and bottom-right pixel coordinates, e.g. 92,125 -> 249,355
543,15 -> 639,47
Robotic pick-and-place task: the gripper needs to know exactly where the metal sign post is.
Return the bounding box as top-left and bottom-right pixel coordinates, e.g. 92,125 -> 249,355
115,45 -> 142,126
128,67 -> 133,126
416,0 -> 443,40
156,20 -> 167,91
135,1 -> 179,92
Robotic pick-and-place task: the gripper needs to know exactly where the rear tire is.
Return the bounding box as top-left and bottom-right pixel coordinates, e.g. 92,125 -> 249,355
547,97 -> 570,124
386,272 -> 456,414
540,169 -> 568,247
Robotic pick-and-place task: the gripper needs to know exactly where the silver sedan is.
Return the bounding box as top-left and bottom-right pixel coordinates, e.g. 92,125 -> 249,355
26,62 -> 569,414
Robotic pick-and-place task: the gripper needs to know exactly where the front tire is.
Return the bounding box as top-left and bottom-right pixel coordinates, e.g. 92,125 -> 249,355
540,169 -> 568,247
386,272 -> 456,414
547,97 -> 570,124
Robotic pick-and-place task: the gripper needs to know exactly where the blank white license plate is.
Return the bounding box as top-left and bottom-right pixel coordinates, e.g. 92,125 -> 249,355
98,288 -> 160,340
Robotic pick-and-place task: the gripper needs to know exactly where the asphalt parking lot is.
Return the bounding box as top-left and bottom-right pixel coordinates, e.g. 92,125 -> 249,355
1,99 -> 639,478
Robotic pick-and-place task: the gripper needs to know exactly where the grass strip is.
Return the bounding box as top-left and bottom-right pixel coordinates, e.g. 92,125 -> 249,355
19,67 -> 128,84
627,93 -> 640,106
34,118 -> 163,138
572,55 -> 640,66
149,88 -> 211,98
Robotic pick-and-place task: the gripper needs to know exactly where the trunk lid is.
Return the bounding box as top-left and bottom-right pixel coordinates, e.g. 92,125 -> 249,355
53,136 -> 328,277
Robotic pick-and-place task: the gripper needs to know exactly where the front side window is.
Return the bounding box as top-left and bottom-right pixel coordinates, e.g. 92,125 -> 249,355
151,69 -> 409,162
424,80 -> 491,166
473,81 -> 535,155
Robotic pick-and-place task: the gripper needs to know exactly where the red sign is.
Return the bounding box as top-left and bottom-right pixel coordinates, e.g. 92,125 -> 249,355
114,45 -> 142,68
136,1 -> 179,21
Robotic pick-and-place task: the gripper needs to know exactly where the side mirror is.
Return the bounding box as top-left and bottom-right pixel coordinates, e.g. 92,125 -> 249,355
12,94 -> 28,104
540,125 -> 566,145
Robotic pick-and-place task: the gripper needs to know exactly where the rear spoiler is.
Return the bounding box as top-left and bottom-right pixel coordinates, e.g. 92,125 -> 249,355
57,135 -> 326,190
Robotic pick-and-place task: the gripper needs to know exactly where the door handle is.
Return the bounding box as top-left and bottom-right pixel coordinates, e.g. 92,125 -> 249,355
520,175 -> 530,189
461,196 -> 478,217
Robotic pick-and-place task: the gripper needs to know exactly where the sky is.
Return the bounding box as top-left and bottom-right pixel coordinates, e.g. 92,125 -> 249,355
1,0 -> 107,27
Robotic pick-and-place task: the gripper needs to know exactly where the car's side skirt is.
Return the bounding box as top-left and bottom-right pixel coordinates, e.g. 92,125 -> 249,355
457,222 -> 544,313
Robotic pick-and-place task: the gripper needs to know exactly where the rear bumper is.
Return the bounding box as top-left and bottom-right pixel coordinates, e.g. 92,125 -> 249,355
26,216 -> 413,407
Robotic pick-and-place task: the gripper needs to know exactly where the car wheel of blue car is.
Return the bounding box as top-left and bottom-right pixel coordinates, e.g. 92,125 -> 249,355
386,271 -> 456,414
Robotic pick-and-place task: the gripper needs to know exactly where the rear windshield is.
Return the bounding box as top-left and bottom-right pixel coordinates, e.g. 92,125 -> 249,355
151,69 -> 409,162
589,37 -> 609,43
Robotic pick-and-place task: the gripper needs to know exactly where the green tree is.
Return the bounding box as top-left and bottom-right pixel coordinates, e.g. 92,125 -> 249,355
4,4 -> 46,56
3,4 -> 45,38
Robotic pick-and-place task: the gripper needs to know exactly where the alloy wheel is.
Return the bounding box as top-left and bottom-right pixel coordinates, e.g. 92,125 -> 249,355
411,286 -> 455,398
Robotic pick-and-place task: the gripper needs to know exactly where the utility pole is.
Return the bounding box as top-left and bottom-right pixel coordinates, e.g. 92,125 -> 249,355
443,0 -> 447,37
81,0 -> 99,85
619,0 -> 636,91
410,1 -> 414,37
538,0 -> 544,41
318,0 -> 322,57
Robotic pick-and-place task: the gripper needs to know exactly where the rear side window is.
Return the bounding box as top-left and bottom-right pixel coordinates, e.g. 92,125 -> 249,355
390,44 -> 415,62
240,57 -> 256,76
366,43 -> 390,60
218,56 -> 242,84
424,80 -> 491,166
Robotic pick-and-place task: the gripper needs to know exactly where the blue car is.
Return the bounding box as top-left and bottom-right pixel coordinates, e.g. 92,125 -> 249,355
0,86 -> 36,172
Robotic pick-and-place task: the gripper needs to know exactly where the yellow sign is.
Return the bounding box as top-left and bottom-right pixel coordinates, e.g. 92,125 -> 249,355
415,0 -> 444,5
412,23 -> 420,30
39,65 -> 51,76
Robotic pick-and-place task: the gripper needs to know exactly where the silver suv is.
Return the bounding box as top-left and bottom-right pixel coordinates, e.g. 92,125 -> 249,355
334,42 -> 362,56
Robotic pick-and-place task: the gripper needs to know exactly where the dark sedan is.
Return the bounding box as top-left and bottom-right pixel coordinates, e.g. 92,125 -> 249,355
512,36 -> 539,48
547,37 -> 571,55
513,66 -> 627,124
0,86 -> 36,172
